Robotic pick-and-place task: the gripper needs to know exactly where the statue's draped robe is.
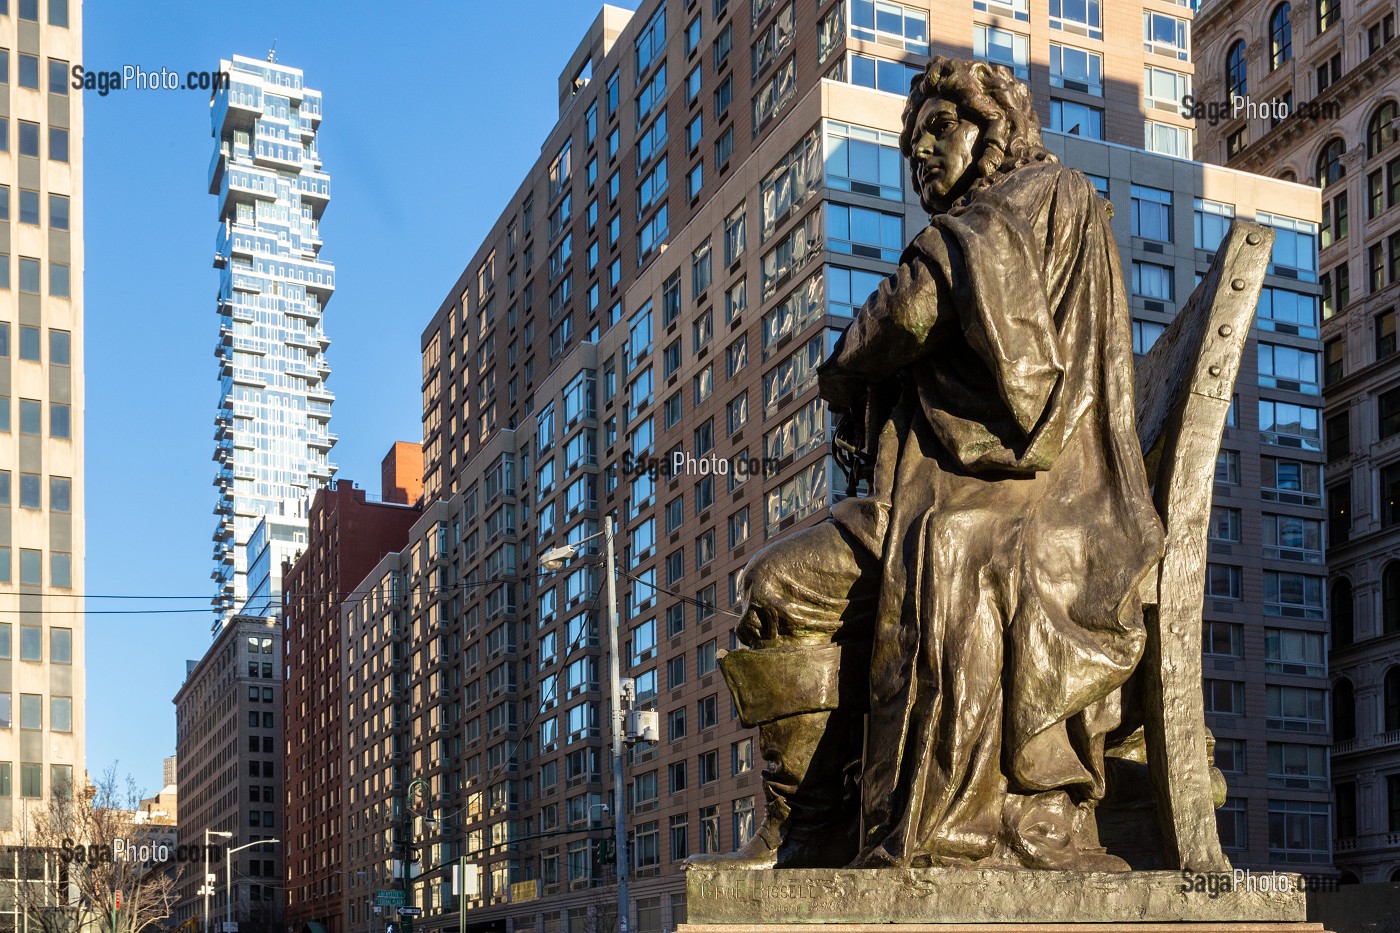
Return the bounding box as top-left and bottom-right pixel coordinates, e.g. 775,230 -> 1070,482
823,162 -> 1165,866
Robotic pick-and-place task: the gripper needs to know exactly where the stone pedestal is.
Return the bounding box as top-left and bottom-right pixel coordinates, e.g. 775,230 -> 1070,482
678,869 -> 1332,932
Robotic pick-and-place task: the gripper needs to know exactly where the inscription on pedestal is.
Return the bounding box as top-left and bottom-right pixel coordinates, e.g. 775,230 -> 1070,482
686,869 -> 1308,926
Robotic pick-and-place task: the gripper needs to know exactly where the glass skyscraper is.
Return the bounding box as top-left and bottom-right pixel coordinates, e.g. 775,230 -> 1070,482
209,54 -> 335,628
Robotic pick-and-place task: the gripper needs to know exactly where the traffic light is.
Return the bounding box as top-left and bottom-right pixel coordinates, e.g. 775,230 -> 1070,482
594,839 -> 615,865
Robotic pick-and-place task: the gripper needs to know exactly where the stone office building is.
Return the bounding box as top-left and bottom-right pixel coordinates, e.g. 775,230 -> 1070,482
1193,0 -> 1400,881
173,616 -> 285,933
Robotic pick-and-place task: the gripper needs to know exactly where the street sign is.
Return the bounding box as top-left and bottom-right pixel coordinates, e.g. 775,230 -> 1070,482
375,890 -> 406,907
396,907 -> 423,918
114,891 -> 121,910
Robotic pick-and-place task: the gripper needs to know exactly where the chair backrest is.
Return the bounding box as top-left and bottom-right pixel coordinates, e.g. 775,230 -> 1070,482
1131,220 -> 1275,871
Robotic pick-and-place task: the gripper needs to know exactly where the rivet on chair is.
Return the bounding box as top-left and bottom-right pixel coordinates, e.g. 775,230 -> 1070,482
1208,365 -> 1222,377
1246,232 -> 1262,245
1230,278 -> 1246,290
1218,324 -> 1233,337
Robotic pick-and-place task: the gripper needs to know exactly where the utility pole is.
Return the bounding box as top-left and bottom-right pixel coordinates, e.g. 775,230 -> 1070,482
602,515 -> 629,933
402,779 -> 428,933
539,516 -> 639,933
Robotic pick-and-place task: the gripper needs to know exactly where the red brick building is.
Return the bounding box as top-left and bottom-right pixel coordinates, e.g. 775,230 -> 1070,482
283,452 -> 423,933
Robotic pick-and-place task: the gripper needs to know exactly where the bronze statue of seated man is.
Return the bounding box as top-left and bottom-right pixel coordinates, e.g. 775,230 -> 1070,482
690,57 -> 1166,873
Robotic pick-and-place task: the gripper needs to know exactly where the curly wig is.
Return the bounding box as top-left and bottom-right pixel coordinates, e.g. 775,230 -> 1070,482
900,57 -> 1057,210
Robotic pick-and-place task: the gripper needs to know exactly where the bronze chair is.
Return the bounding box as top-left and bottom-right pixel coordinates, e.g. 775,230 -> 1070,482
1128,220 -> 1275,872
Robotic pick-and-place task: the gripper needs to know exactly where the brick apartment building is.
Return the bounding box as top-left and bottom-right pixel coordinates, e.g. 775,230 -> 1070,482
284,451 -> 425,933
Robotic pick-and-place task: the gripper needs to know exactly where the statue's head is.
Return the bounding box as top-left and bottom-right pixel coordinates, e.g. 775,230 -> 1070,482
901,57 -> 1056,214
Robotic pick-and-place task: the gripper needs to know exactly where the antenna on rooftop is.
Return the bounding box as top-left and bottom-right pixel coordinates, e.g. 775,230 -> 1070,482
267,40 -> 277,63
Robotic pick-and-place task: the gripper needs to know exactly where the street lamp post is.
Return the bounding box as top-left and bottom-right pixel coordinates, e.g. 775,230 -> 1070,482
540,514 -> 630,933
225,839 -> 280,933
203,830 -> 233,933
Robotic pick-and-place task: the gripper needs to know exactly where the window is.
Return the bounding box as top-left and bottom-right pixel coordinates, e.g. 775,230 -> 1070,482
1321,192 -> 1347,249
1322,264 -> 1348,317
18,398 -> 39,436
715,126 -> 734,168
1131,185 -> 1172,241
1204,621 -> 1243,658
1263,571 -> 1324,620
1258,400 -> 1320,450
1215,739 -> 1246,775
1262,456 -> 1320,505
1317,138 -> 1346,189
714,75 -> 733,114
1050,45 -> 1103,96
724,207 -> 747,264
713,22 -> 732,68
693,239 -> 713,296
974,25 -> 1029,80
1132,261 -> 1174,301
1370,13 -> 1397,55
1317,0 -> 1339,33
635,4 -> 667,76
19,693 -> 39,729
1258,287 -> 1318,337
1143,11 -> 1189,60
687,112 -> 703,151
686,65 -> 701,104
686,14 -> 701,53
1203,679 -> 1244,715
49,262 -> 68,298
725,278 -> 748,322
1270,4 -> 1292,69
1208,506 -> 1241,543
752,56 -> 795,132
726,337 -> 748,380
1194,199 -> 1234,254
670,815 -> 689,861
1268,801 -> 1330,864
1265,630 -> 1325,678
826,204 -> 902,261
1371,102 -> 1399,159
694,312 -> 714,352
1049,100 -> 1104,139
49,193 -> 67,231
847,53 -> 922,95
1050,0 -> 1102,40
1326,411 -> 1350,461
16,53 -> 35,89
1225,41 -> 1247,101
1206,564 -> 1242,599
825,120 -> 902,200
18,473 -> 37,510
1257,343 -> 1319,394
687,163 -> 704,199
1132,320 -> 1164,354
1145,120 -> 1192,158
18,257 -> 38,294
51,696 -> 70,732
1218,798 -> 1248,850
850,0 -> 929,53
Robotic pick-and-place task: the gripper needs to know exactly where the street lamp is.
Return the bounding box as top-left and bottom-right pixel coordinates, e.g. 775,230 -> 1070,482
540,515 -> 630,933
202,830 -> 233,933
225,839 -> 280,932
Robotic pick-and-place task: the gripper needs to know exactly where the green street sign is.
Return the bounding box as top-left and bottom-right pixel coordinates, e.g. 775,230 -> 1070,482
375,890 -> 406,907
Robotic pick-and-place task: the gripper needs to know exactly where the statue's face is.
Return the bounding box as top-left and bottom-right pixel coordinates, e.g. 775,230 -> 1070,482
909,95 -> 982,212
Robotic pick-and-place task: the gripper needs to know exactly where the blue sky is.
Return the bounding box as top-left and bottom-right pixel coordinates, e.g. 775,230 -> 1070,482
85,0 -> 640,793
